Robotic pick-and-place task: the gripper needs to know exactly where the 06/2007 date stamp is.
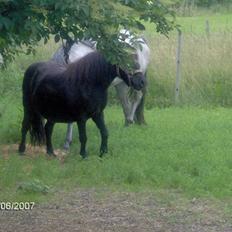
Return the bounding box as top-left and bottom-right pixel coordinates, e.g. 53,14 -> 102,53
0,202 -> 35,211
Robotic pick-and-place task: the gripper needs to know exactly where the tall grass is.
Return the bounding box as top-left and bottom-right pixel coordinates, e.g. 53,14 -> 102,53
144,13 -> 232,107
147,32 -> 232,107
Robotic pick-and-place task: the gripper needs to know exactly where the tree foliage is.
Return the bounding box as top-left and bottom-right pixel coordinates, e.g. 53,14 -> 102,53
0,0 -> 176,66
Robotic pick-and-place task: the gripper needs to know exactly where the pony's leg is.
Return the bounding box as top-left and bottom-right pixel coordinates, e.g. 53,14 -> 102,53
128,90 -> 143,123
77,119 -> 87,158
92,112 -> 108,157
135,72 -> 147,124
134,94 -> 146,124
63,123 -> 73,150
18,112 -> 30,154
114,82 -> 132,126
134,86 -> 147,124
45,120 -> 55,156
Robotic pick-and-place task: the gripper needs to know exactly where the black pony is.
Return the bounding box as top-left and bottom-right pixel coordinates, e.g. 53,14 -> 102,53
18,52 -> 145,158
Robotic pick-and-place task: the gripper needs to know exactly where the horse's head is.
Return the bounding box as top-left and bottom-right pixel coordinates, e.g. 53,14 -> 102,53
115,52 -> 147,91
116,30 -> 150,91
128,40 -> 150,90
116,67 -> 145,91
129,71 -> 146,90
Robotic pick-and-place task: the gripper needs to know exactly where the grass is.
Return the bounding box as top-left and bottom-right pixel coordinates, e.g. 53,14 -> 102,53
1,105 -> 232,203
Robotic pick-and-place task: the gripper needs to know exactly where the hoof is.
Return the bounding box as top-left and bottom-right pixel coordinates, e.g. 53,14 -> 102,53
81,155 -> 88,160
80,151 -> 87,159
125,119 -> 134,127
18,151 -> 25,156
100,148 -> 108,157
63,143 -> 70,150
18,144 -> 26,154
47,151 -> 57,158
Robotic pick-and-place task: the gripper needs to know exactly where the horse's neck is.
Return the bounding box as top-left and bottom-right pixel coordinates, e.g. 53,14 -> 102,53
98,65 -> 117,89
66,62 -> 115,91
100,75 -> 115,89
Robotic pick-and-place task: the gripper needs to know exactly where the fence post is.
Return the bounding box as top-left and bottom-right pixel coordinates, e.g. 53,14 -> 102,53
205,20 -> 210,38
175,29 -> 182,104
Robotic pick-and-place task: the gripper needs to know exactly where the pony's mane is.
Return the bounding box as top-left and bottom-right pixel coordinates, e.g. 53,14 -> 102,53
65,51 -> 114,86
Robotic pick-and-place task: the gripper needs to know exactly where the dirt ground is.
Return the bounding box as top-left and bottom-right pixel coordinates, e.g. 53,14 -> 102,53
0,188 -> 232,232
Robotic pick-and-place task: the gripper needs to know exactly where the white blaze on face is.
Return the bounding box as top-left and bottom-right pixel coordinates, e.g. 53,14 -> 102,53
68,42 -> 95,63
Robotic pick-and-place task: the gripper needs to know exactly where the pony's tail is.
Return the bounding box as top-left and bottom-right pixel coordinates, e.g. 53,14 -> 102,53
29,110 -> 45,145
22,64 -> 46,146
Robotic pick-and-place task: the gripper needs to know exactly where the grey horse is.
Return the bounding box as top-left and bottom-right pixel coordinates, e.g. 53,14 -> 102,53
52,30 -> 150,150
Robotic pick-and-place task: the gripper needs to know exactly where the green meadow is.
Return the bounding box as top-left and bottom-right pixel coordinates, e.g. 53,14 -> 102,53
1,105 -> 232,202
1,7 -> 232,207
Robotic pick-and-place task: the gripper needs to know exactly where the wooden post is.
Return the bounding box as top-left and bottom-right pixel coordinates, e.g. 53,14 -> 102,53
175,29 -> 182,104
205,20 -> 210,38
